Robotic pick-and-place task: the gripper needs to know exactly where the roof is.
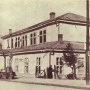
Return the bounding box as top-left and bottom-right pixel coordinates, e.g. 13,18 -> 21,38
1,13 -> 90,39
1,41 -> 85,55
57,13 -> 87,22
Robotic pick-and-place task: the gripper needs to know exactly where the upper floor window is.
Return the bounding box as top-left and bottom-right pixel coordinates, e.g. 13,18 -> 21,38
22,36 -> 24,46
34,33 -> 36,44
30,32 -> 36,45
25,35 -> 27,46
39,30 -> 46,43
30,34 -> 33,45
39,31 -> 42,43
18,37 -> 20,47
11,38 -> 13,48
43,30 -> 46,42
15,37 -> 17,48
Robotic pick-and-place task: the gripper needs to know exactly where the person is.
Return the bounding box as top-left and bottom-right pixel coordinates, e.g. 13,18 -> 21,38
48,65 -> 54,79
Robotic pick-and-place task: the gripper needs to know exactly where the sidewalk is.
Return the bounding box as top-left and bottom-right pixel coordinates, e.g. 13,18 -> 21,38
7,75 -> 90,89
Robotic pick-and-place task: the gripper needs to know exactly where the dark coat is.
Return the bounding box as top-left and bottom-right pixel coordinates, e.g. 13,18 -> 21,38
48,67 -> 53,79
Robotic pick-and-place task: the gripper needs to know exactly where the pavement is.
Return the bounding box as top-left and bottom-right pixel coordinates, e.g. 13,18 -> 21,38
5,74 -> 90,90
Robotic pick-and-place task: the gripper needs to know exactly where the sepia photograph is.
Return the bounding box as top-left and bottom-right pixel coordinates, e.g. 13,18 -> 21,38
0,0 -> 90,90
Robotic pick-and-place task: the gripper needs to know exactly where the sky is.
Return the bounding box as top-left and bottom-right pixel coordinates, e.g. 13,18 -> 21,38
0,0 -> 88,42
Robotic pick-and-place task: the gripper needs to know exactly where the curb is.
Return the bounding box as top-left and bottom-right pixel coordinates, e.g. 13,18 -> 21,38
8,80 -> 90,90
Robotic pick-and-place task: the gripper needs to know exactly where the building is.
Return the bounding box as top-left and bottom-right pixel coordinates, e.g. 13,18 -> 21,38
0,12 -> 87,79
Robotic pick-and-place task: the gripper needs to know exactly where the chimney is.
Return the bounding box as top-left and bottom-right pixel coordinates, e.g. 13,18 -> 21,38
50,12 -> 55,20
58,34 -> 63,43
9,29 -> 12,35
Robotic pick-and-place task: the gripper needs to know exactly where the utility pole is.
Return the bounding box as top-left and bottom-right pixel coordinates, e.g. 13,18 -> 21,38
86,0 -> 90,85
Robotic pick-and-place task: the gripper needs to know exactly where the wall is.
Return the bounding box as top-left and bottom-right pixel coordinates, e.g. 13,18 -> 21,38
0,56 -> 4,69
11,53 -> 49,75
2,24 -> 58,49
2,23 -> 86,49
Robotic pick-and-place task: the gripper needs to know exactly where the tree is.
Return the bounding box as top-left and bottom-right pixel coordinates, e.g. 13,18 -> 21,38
63,43 -> 77,79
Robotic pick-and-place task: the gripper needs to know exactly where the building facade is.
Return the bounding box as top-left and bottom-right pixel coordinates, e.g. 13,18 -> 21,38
0,12 -> 87,79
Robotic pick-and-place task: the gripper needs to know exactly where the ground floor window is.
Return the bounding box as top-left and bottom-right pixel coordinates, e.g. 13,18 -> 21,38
24,58 -> 29,73
56,57 -> 63,74
15,58 -> 19,73
77,57 -> 84,74
15,65 -> 18,72
7,59 -> 10,67
36,57 -> 41,74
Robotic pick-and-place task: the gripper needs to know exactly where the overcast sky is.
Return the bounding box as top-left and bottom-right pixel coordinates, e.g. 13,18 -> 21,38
0,0 -> 88,42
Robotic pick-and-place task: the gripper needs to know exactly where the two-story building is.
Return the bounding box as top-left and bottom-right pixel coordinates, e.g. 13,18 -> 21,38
0,12 -> 87,79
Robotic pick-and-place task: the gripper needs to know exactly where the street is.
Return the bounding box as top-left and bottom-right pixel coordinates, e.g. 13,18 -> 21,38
0,80 -> 83,90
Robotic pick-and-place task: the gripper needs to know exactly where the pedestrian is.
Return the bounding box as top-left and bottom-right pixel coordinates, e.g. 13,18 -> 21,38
48,65 -> 54,79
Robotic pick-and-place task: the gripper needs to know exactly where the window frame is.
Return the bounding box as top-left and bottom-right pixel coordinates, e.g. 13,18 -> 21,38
11,38 -> 13,48
39,30 -> 46,44
30,32 -> 36,45
15,37 -> 17,48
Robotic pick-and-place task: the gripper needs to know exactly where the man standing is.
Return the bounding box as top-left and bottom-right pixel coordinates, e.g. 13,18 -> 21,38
48,65 -> 53,79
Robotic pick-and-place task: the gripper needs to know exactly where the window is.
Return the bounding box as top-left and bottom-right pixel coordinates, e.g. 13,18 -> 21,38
30,34 -> 33,45
56,57 -> 63,74
15,37 -> 17,48
56,57 -> 59,65
30,32 -> 36,45
15,58 -> 18,72
24,58 -> 29,73
60,58 -> 63,65
34,33 -> 36,44
15,66 -> 18,72
39,30 -> 46,43
78,58 -> 84,74
11,38 -> 13,48
43,30 -> 46,42
39,31 -> 42,43
22,36 -> 24,46
36,57 -> 41,74
7,59 -> 10,67
25,35 -> 27,46
18,37 -> 20,47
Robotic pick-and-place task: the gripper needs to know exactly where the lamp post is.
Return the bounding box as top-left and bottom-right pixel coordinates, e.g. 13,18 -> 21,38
86,0 -> 90,85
